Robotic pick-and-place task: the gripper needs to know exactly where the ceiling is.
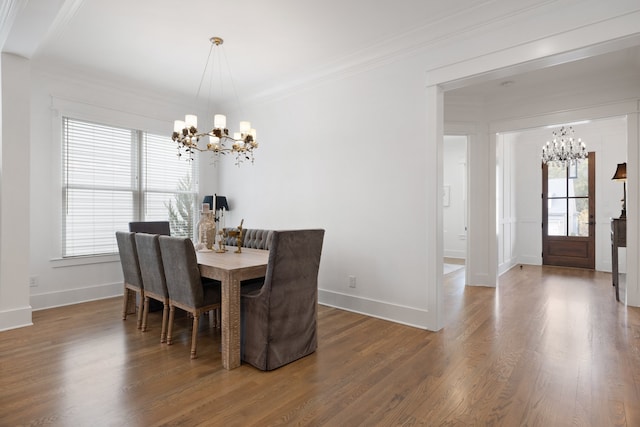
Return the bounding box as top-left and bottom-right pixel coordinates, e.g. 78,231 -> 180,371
3,0 -> 491,103
3,0 -> 640,106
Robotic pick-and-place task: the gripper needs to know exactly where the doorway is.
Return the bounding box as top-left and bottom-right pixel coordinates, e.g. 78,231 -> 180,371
443,135 -> 468,276
542,152 -> 596,268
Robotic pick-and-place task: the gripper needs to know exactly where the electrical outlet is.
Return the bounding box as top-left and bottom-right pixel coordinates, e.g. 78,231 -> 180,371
348,275 -> 356,288
29,276 -> 38,287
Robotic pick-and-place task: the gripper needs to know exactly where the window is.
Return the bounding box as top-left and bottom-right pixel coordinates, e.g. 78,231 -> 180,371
62,117 -> 198,257
545,158 -> 590,237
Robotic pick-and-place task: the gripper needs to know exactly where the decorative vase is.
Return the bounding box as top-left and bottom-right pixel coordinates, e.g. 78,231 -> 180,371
197,204 -> 216,250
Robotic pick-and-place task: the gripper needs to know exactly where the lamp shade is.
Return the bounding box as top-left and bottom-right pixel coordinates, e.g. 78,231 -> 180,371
215,195 -> 229,211
203,195 -> 214,211
612,163 -> 627,181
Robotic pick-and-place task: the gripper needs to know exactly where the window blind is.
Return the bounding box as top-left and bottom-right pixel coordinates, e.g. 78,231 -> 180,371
142,132 -> 197,238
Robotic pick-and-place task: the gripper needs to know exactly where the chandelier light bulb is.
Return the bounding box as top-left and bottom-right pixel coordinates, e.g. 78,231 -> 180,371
185,114 -> 198,129
239,121 -> 251,134
214,114 -> 226,129
174,120 -> 185,133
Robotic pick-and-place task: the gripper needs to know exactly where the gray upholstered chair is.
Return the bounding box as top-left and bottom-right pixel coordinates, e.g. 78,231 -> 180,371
129,221 -> 171,235
129,221 -> 170,313
116,231 -> 145,329
158,235 -> 222,359
134,233 -> 170,343
241,229 -> 325,370
226,228 -> 273,250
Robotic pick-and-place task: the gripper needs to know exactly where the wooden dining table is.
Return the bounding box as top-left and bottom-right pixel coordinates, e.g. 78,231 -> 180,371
196,247 -> 269,370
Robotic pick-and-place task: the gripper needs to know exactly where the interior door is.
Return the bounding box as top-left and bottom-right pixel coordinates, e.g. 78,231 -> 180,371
542,152 -> 595,269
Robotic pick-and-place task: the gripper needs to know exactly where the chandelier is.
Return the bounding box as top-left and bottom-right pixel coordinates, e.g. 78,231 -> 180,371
171,37 -> 258,165
541,126 -> 587,167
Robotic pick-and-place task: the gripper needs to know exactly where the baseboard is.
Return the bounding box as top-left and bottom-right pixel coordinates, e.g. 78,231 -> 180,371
318,289 -> 431,330
31,282 -> 121,311
30,284 -> 433,330
518,255 -> 542,265
444,249 -> 466,258
498,259 -> 519,275
0,305 -> 33,332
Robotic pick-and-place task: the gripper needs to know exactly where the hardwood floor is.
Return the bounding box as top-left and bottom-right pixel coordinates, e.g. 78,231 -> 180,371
1,266 -> 639,426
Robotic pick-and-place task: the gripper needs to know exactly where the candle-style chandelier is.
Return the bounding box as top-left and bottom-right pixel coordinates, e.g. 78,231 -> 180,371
171,37 -> 258,165
541,126 -> 587,167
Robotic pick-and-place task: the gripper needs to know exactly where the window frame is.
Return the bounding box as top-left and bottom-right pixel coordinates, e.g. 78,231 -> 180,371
51,97 -> 199,263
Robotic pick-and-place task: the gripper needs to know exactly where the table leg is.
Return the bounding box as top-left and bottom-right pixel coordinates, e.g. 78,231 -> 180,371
221,274 -> 241,369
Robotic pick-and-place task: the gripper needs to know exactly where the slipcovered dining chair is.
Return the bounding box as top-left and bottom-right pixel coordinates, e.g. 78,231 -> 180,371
241,229 -> 325,371
158,235 -> 221,359
134,233 -> 170,343
116,231 -> 145,329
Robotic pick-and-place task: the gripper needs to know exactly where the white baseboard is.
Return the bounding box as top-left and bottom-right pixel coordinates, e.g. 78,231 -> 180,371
31,282 -> 121,311
318,289 -> 431,330
29,284 -> 434,330
444,249 -> 466,259
498,258 -> 519,275
0,305 -> 33,331
518,255 -> 542,265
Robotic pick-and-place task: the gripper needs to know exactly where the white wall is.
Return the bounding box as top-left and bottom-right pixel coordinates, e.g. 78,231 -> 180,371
0,53 -> 32,331
220,57 -> 434,327
443,135 -> 467,259
497,133 -> 518,273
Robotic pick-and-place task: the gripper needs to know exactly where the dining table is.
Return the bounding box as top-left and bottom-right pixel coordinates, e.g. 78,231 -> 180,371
196,247 -> 269,370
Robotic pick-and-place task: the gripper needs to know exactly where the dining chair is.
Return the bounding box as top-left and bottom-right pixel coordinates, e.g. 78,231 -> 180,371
134,233 -> 170,343
115,231 -> 145,329
158,235 -> 222,359
241,229 -> 325,370
129,221 -> 170,313
129,221 -> 171,235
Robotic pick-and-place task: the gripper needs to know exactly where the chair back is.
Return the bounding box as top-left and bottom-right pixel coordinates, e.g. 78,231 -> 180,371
134,233 -> 168,298
129,221 -> 171,235
158,236 -> 204,308
116,231 -> 143,290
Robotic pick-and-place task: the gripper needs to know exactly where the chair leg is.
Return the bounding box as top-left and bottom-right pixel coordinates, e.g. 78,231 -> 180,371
135,291 -> 144,330
167,305 -> 175,345
160,302 -> 169,343
190,314 -> 199,359
122,286 -> 129,321
141,297 -> 150,332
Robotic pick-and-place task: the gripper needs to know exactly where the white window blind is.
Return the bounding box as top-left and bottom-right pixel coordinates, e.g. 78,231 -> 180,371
142,133 -> 198,238
62,117 -> 198,258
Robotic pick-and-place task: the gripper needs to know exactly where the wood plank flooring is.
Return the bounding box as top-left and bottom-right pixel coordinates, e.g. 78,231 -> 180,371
1,265 -> 639,426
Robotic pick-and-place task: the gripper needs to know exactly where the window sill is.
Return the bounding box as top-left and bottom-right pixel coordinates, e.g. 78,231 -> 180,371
50,254 -> 119,268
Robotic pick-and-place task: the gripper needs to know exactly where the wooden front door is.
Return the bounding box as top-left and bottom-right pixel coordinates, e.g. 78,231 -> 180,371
542,152 -> 595,269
